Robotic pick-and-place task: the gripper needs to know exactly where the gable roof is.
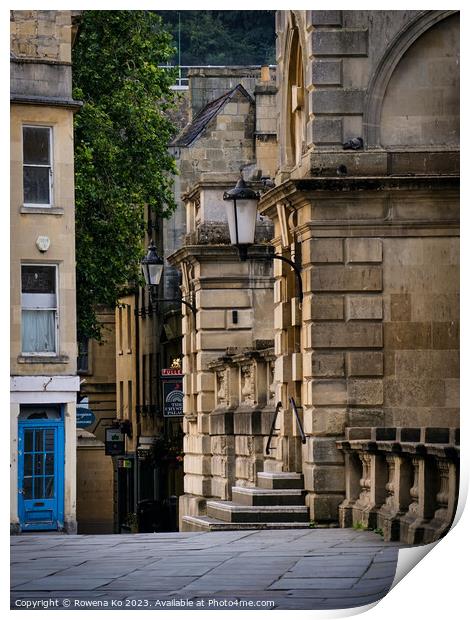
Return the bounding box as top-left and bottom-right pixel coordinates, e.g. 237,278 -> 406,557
171,84 -> 253,147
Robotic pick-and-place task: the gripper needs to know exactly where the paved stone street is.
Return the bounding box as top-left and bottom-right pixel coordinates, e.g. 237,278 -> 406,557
11,529 -> 403,611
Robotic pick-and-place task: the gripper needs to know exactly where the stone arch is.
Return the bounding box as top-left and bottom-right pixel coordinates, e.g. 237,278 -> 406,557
363,10 -> 459,148
281,12 -> 307,169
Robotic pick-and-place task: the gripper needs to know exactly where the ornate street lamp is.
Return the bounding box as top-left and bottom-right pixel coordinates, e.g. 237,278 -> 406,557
223,174 -> 260,261
223,174 -> 303,303
141,242 -> 164,288
139,242 -> 196,317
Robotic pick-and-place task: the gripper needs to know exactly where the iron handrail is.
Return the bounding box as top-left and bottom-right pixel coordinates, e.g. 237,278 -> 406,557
265,398 -> 306,455
266,401 -> 282,455
289,396 -> 307,445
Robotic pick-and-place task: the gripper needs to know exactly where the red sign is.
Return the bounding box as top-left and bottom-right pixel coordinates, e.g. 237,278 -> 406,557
161,368 -> 183,376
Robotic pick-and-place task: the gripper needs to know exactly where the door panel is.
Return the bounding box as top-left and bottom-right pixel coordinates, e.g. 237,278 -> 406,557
18,421 -> 64,531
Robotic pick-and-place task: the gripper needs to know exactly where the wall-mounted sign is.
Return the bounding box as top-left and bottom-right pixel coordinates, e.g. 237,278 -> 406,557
161,372 -> 183,417
162,368 -> 183,376
76,406 -> 96,429
117,458 -> 132,469
105,427 -> 125,456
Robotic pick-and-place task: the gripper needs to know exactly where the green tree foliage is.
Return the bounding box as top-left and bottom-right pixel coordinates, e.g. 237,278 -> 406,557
156,11 -> 275,65
73,11 -> 177,339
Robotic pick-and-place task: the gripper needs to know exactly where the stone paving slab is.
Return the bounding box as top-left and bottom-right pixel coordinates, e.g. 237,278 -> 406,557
269,577 -> 361,590
11,529 -> 402,611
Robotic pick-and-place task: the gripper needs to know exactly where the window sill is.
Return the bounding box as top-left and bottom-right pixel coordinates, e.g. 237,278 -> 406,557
20,206 -> 64,215
17,355 -> 69,364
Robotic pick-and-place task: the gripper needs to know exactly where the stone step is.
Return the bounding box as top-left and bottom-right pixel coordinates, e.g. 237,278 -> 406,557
206,501 -> 309,523
231,486 -> 306,506
257,472 -> 304,490
181,515 -> 311,532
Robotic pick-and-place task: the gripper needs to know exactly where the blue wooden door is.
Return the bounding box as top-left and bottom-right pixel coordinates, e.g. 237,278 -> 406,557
18,419 -> 64,531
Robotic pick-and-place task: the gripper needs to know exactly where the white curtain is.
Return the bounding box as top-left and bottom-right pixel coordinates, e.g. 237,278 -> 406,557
22,310 -> 55,353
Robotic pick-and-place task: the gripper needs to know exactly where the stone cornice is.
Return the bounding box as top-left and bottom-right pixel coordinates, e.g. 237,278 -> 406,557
10,57 -> 72,66
182,175 -> 266,203
10,93 -> 83,111
167,244 -> 274,267
296,222 -> 460,238
258,174 -> 460,217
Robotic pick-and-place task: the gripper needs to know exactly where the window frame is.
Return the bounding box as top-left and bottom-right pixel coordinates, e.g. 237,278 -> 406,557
21,263 -> 59,356
22,125 -> 54,208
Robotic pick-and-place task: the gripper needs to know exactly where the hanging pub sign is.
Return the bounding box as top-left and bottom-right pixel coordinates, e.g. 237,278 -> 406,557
161,369 -> 183,417
105,427 -> 125,456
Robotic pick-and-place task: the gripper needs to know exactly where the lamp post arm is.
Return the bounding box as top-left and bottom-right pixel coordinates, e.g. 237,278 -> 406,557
154,297 -> 197,318
270,254 -> 303,304
179,299 -> 197,318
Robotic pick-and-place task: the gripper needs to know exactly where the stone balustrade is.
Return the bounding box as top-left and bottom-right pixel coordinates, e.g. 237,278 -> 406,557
337,427 -> 459,544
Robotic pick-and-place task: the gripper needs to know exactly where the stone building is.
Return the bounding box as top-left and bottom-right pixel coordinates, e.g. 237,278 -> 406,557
170,10 -> 459,544
10,10 -> 82,533
108,66 -> 277,532
112,206 -> 184,533
76,308 -> 116,533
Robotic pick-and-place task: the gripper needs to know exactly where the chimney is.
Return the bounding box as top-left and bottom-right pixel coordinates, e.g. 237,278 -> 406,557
260,65 -> 270,82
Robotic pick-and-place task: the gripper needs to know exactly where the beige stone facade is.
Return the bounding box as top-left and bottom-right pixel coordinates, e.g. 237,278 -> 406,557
10,10 -> 77,63
76,308 -> 116,533
10,10 -> 81,533
169,11 -> 459,542
79,308 -> 117,444
76,431 -> 114,534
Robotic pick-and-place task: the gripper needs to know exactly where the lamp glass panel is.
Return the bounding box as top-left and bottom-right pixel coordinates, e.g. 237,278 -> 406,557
148,263 -> 163,286
236,199 -> 258,244
141,263 -> 150,286
225,198 -> 258,246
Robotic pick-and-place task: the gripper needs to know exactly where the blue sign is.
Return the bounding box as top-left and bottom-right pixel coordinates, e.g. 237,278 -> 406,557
76,406 -> 96,429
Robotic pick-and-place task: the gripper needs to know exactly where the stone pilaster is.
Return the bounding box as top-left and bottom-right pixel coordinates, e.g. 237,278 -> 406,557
169,202 -> 274,526
300,232 -> 384,522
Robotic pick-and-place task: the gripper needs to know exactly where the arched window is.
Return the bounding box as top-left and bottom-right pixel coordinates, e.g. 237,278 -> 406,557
285,21 -> 306,168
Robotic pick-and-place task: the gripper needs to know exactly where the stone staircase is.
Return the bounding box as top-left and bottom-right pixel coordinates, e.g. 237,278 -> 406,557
182,472 -> 310,531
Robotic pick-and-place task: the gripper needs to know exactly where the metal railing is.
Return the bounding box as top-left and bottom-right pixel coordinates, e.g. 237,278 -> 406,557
266,398 -> 306,455
158,65 -> 277,90
289,396 -> 307,445
266,401 -> 282,455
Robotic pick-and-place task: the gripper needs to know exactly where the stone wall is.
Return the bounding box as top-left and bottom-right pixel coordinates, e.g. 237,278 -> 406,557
382,237 -> 459,427
188,66 -> 275,120
80,308 -> 116,444
251,10 -> 461,524
77,432 -> 114,534
171,12 -> 459,530
380,13 -> 459,147
176,88 -> 256,194
259,174 -> 459,522
165,66 -> 278,310
175,243 -> 274,510
274,10 -> 459,176
168,177 -> 275,525
10,10 -> 78,63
